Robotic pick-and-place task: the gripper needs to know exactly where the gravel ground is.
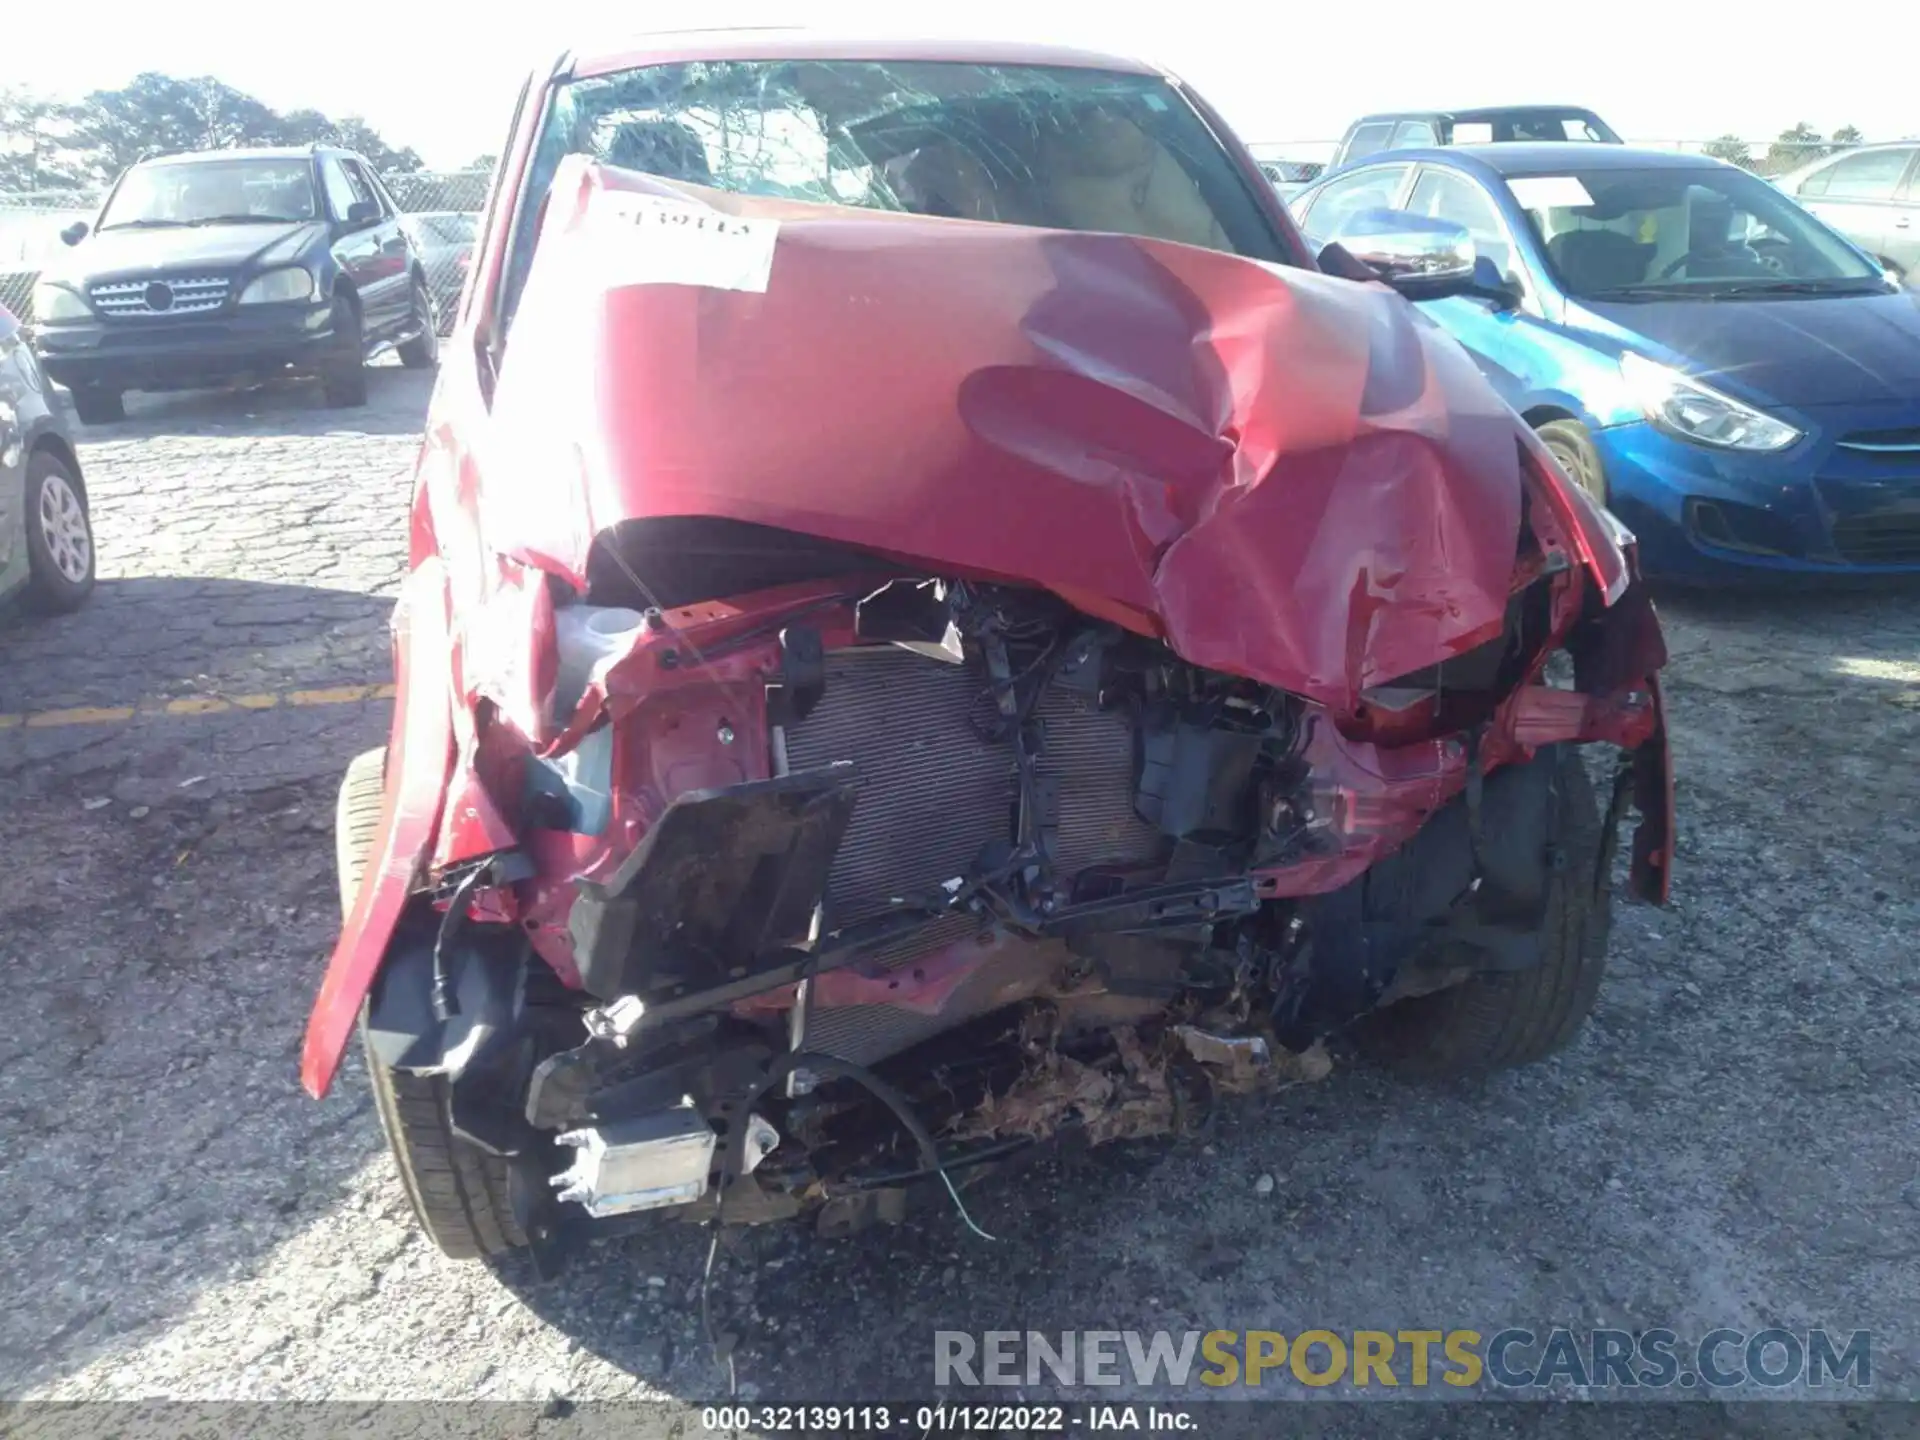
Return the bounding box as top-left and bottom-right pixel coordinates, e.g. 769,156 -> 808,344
0,367 -> 1915,1429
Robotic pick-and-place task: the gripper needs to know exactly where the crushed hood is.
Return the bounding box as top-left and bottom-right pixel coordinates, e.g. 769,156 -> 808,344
487,156 -> 1558,713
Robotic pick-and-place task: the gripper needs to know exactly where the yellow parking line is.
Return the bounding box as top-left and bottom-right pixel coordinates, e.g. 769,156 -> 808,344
288,684 -> 383,706
24,705 -> 138,728
0,683 -> 396,731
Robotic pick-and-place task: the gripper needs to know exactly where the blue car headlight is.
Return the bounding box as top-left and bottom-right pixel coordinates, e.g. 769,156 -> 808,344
1619,353 -> 1801,453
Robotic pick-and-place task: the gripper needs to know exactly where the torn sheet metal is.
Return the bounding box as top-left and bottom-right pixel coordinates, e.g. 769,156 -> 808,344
488,156 -> 1607,719
1176,1025 -> 1334,1093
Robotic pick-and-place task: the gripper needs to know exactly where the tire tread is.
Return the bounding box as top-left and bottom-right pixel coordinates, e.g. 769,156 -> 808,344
337,746 -> 522,1258
1368,747 -> 1611,1076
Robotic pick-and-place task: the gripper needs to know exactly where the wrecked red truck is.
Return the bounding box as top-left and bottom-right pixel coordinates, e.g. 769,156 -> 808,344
301,33 -> 1673,1265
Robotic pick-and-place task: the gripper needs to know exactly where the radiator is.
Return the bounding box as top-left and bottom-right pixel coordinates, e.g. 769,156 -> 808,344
780,644 -> 1163,1064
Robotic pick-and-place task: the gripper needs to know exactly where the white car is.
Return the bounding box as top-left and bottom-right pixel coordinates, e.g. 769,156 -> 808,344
1772,142 -> 1919,280
0,302 -> 94,614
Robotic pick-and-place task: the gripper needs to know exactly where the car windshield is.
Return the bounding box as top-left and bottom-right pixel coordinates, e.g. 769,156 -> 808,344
504,58 -> 1285,325
1451,111 -> 1617,143
99,157 -> 318,229
1509,165 -> 1885,299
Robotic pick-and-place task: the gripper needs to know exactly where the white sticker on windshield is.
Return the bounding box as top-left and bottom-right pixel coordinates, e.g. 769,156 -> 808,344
1509,176 -> 1595,211
590,190 -> 780,293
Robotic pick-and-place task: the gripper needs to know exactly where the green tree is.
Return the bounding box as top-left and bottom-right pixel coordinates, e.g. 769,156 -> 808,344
463,153 -> 498,175
1829,124 -> 1865,150
1702,134 -> 1755,171
1765,121 -> 1825,175
327,116 -> 422,173
0,87 -> 86,192
270,107 -> 337,147
62,74 -> 424,182
67,72 -> 281,180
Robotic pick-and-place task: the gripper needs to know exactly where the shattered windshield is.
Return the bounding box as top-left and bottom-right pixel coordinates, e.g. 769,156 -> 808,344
501,59 -> 1286,329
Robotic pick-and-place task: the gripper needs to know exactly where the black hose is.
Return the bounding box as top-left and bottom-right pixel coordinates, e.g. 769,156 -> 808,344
725,1051 -> 941,1181
729,1050 -> 998,1242
430,866 -> 486,1022
847,1135 -> 1036,1190
700,1048 -> 998,1389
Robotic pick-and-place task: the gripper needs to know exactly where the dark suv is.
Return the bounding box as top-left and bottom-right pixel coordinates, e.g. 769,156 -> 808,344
1330,107 -> 1621,173
29,146 -> 438,422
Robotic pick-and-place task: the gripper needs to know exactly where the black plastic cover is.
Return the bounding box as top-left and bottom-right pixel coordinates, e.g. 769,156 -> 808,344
566,765 -> 862,1002
766,624 -> 827,727
1134,707 -> 1264,839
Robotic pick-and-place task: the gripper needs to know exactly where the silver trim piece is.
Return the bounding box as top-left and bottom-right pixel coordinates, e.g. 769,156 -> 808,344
89,275 -> 231,316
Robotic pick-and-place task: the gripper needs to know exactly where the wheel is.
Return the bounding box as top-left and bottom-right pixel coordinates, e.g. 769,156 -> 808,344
1363,746 -> 1611,1076
338,747 -> 525,1259
397,277 -> 439,370
321,294 -> 369,408
69,387 -> 123,426
21,449 -> 95,613
1533,418 -> 1607,504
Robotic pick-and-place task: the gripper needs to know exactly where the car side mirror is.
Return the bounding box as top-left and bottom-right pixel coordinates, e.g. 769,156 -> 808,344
1474,257 -> 1526,311
1323,207 -> 1476,299
60,221 -> 89,246
345,200 -> 379,228
1318,208 -> 1524,306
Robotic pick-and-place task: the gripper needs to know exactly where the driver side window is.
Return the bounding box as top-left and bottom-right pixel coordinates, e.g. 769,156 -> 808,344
1406,168 -> 1519,284
321,160 -> 361,222
1295,164 -> 1410,247
1819,148 -> 1913,202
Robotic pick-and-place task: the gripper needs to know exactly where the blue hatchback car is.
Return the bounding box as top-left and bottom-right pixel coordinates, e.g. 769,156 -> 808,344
1289,144 -> 1920,581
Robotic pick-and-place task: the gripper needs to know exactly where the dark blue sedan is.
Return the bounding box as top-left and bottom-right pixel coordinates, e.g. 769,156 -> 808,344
1289,144 -> 1920,581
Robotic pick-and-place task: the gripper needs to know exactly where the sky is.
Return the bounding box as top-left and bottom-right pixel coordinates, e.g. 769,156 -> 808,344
6,0 -> 1914,171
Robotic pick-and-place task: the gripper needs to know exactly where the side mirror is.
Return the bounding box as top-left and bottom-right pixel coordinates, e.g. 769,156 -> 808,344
345,199 -> 379,227
1319,208 -> 1524,305
1471,256 -> 1526,311
60,221 -> 89,246
1326,207 -> 1475,298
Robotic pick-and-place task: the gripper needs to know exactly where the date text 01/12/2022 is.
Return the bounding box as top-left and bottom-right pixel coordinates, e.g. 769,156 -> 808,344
700,1404 -> 1194,1432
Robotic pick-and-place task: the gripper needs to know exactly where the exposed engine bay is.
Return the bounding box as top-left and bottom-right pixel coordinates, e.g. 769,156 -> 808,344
357,544 -> 1667,1263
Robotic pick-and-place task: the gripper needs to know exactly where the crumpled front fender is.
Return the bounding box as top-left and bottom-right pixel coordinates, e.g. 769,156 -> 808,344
300,558 -> 455,1099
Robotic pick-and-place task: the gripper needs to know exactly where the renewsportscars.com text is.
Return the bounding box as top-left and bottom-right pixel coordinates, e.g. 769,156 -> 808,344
933,1328 -> 1872,1391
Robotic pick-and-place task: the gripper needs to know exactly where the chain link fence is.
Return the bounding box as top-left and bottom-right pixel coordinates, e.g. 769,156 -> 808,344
1248,136 -> 1859,177
0,169 -> 491,329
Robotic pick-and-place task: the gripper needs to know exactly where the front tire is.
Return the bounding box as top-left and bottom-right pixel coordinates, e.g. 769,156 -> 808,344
1364,746 -> 1611,1076
22,449 -> 95,613
1534,418 -> 1607,505
397,277 -> 439,370
338,747 -> 524,1259
321,295 -> 369,408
